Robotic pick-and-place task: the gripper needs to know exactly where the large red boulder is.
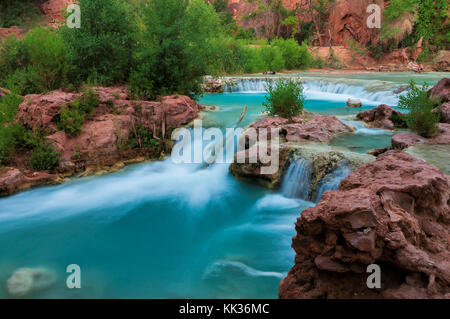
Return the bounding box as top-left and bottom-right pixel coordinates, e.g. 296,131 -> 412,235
430,78 -> 450,103
279,151 -> 450,299
251,114 -> 353,143
356,104 -> 404,130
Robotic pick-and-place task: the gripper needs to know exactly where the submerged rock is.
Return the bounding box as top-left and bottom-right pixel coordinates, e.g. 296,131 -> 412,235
405,144 -> 450,174
7,268 -> 56,297
356,104 -> 404,130
279,150 -> 450,299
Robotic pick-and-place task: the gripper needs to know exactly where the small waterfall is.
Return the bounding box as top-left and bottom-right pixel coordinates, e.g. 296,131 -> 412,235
222,77 -> 403,105
281,159 -> 312,200
314,161 -> 351,203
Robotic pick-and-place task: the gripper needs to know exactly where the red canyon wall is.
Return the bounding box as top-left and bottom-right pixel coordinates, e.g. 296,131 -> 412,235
228,0 -> 386,46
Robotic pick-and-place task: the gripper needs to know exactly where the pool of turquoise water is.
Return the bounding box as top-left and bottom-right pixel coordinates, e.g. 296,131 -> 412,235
0,76 -> 423,299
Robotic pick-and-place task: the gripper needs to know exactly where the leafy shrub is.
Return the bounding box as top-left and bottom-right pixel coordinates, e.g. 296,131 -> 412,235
0,94 -> 23,124
60,0 -> 137,85
0,27 -> 71,95
0,0 -> 42,28
29,141 -> 60,171
56,89 -> 99,136
398,80 -> 441,137
271,38 -> 312,70
128,125 -> 161,149
263,79 -> 305,119
260,46 -> 285,72
58,103 -> 85,136
0,94 -> 25,165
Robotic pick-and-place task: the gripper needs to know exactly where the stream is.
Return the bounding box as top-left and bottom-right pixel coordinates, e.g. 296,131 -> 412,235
0,73 -> 447,298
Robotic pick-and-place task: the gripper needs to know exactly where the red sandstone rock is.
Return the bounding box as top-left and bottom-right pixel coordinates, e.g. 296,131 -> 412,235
8,88 -> 201,194
279,150 -> 450,299
0,168 -> 59,197
433,51 -> 450,72
40,0 -> 74,24
356,104 -> 404,130
430,78 -> 450,103
16,90 -> 81,133
251,114 -> 353,143
440,103 -> 450,124
392,123 -> 450,149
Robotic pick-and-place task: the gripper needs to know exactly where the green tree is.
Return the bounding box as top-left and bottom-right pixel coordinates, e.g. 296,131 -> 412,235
129,0 -> 223,99
60,0 -> 137,85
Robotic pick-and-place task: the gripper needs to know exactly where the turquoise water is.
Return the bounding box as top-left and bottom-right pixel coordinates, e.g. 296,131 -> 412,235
0,75 -> 429,298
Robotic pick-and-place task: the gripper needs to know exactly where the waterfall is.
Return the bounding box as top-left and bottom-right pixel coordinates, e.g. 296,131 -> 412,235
222,77 -> 403,106
281,159 -> 312,200
314,161 -> 351,203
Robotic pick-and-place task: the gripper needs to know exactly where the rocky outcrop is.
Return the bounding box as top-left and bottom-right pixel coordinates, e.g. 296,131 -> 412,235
433,51 -> 450,72
229,114 -> 369,190
0,168 -> 59,197
439,103 -> 450,124
3,88 -> 202,196
392,123 -> 450,149
356,104 -> 404,130
430,78 -> 450,103
202,77 -> 224,93
279,151 -> 450,299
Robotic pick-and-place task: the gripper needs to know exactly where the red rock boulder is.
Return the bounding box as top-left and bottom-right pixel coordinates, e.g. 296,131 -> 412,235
279,151 -> 450,299
356,104 -> 404,130
430,78 -> 450,103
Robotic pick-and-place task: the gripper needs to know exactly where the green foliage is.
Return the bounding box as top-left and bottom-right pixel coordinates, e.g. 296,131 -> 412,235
262,79 -> 304,119
0,0 -> 42,28
58,103 -> 85,136
56,89 -> 99,136
398,80 -> 441,137
29,141 -> 60,171
128,125 -> 161,149
129,0 -> 222,100
0,94 -> 27,165
0,27 -> 71,95
60,0 -> 137,86
0,94 -> 22,124
271,38 -> 312,70
382,0 -> 449,52
260,46 -> 285,72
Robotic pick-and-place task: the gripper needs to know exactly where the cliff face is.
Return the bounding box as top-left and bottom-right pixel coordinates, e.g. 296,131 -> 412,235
228,0 -> 386,46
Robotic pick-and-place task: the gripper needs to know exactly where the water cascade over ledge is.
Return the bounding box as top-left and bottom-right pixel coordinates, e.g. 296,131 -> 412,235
222,77 -> 405,106
281,159 -> 312,200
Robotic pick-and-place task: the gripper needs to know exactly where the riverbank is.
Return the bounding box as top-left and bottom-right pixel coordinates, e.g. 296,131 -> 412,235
0,87 -> 202,197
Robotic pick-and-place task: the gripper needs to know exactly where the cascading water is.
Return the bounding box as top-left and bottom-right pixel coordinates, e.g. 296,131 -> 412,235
222,77 -> 403,106
314,161 -> 351,203
281,159 -> 312,200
